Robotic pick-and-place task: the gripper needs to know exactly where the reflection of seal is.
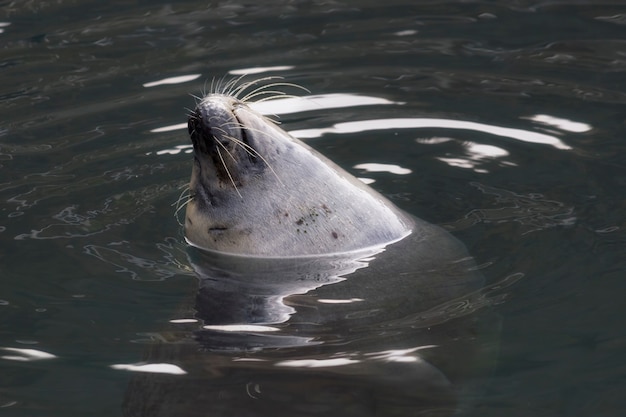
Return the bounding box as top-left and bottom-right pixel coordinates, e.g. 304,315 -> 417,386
124,224 -> 501,417
185,90 -> 414,256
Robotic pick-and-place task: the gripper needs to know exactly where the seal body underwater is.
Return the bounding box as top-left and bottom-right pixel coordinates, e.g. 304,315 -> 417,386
122,82 -> 502,417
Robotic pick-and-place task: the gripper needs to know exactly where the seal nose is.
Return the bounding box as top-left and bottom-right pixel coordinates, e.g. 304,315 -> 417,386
187,111 -> 212,155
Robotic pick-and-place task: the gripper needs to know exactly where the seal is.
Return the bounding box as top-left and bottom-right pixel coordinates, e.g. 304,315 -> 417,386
122,80 -> 506,417
184,83 -> 414,256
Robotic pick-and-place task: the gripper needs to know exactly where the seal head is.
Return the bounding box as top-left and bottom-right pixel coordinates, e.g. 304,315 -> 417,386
185,93 -> 414,257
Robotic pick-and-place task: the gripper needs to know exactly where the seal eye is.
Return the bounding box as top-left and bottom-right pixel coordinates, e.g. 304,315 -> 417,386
241,125 -> 257,162
233,116 -> 258,163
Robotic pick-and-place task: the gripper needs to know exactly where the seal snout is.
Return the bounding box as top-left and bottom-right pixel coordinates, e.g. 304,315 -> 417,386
188,96 -> 245,154
187,95 -> 265,190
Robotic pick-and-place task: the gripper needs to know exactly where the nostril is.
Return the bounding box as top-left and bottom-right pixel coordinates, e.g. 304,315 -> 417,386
187,117 -> 197,136
188,111 -> 205,137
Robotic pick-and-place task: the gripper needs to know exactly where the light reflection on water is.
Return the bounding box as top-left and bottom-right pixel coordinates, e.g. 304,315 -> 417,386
290,116 -> 573,150
0,347 -> 58,362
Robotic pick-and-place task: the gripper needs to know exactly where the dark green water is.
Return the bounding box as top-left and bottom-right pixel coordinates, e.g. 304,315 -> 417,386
1,1 -> 625,416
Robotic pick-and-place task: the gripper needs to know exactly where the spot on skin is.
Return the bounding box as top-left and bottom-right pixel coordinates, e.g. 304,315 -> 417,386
331,231 -> 338,239
296,218 -> 304,226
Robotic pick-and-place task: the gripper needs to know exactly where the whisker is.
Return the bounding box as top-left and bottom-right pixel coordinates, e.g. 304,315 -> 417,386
172,185 -> 193,226
207,76 -> 216,96
212,129 -> 243,165
240,90 -> 289,102
240,82 -> 310,103
214,123 -> 285,187
223,74 -> 248,96
195,76 -> 310,109
189,93 -> 204,104
214,140 -> 243,199
214,75 -> 225,95
254,93 -> 305,103
231,76 -> 283,99
217,76 -> 229,95
202,79 -> 208,98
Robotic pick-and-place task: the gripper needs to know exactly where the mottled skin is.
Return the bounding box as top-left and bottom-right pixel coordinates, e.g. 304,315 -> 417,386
185,95 -> 413,256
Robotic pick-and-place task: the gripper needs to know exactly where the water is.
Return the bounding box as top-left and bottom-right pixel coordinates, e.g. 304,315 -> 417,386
1,1 -> 625,416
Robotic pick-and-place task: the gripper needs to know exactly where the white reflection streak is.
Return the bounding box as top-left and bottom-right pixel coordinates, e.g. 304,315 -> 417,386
275,358 -> 360,368
465,143 -> 508,158
443,142 -> 508,163
143,74 -> 202,88
366,345 -> 438,363
202,324 -> 280,332
154,144 -> 193,155
290,118 -> 572,150
437,142 -> 511,173
354,163 -> 412,175
318,298 -> 364,304
150,123 -> 187,133
395,29 -> 418,36
249,94 -> 400,115
527,114 -> 592,133
1,347 -> 57,361
110,363 -> 187,375
229,66 -> 294,75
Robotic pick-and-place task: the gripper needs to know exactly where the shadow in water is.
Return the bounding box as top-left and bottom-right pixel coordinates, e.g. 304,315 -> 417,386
122,224 -> 505,417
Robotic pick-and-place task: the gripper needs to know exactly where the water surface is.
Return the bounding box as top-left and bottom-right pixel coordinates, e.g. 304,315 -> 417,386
1,1 -> 625,416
